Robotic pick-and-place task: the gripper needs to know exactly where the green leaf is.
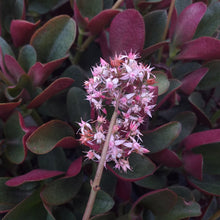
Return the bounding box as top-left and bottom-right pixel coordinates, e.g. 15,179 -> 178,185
143,121 -> 182,153
175,0 -> 192,15
188,174 -> 220,196
108,153 -> 156,181
169,186 -> 194,202
76,0 -> 103,19
0,177 -> 30,213
67,87 -> 91,124
26,120 -> 75,154
194,1 -> 220,38
2,189 -> 47,220
152,71 -> 170,95
156,197 -> 201,220
171,111 -> 197,146
144,10 -> 167,48
30,15 -> 76,62
0,37 -> 15,57
192,143 -> 220,175
4,112 -> 25,164
40,173 -> 83,206
53,207 -> 77,220
198,60 -> 220,90
18,45 -> 37,73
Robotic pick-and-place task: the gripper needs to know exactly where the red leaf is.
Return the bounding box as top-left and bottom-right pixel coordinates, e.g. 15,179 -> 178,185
88,9 -> 120,35
10,20 -> 40,47
5,169 -> 64,187
176,37 -> 220,61
66,157 -> 82,177
182,152 -> 203,180
0,100 -> 21,120
27,56 -> 67,86
27,77 -> 74,108
173,2 -> 206,46
180,67 -> 208,95
4,55 -> 25,83
73,1 -> 88,29
183,129 -> 220,151
149,149 -> 182,168
116,179 -> 132,201
109,9 -> 145,54
97,31 -> 112,60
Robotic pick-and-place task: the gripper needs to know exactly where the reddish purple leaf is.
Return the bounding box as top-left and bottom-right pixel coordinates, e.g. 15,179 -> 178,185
88,9 -> 120,35
169,8 -> 177,39
180,67 -> 208,95
182,152 -> 203,180
10,20 -> 40,47
73,2 -> 88,29
149,149 -> 182,168
5,169 -> 64,187
173,2 -> 206,46
116,179 -> 132,201
97,31 -> 112,60
27,56 -> 67,86
109,9 -> 145,54
4,55 -> 25,83
27,77 -> 74,108
66,157 -> 82,177
176,37 -> 220,61
142,41 -> 169,58
0,100 -> 21,120
183,129 -> 220,151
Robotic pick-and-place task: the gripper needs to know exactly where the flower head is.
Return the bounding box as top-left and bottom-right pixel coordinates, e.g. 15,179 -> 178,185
78,52 -> 157,172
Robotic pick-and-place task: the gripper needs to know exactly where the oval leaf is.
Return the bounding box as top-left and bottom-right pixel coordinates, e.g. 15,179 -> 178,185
142,121 -> 182,153
109,9 -> 145,54
26,120 -> 76,154
152,71 -> 170,95
30,15 -> 76,62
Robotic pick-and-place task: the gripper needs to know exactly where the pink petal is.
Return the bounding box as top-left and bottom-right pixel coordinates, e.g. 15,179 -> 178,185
173,2 -> 207,46
27,77 -> 74,108
10,20 -> 40,47
176,37 -> 220,61
180,67 -> 208,95
5,169 -> 64,187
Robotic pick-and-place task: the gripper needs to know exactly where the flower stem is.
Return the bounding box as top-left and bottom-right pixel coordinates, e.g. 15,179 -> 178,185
157,0 -> 176,62
82,101 -> 119,220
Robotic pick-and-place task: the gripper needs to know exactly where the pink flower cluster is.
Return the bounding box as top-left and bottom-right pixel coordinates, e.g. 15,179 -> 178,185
79,52 -> 157,172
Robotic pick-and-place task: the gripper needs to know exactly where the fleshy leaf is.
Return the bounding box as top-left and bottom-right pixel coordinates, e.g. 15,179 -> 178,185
109,9 -> 145,54
182,152 -> 203,180
0,177 -> 29,213
10,20 -> 40,47
173,2 -> 206,46
149,149 -> 182,168
188,174 -> 220,196
66,157 -> 82,177
0,100 -> 21,120
40,173 -> 83,206
27,77 -> 74,108
142,121 -> 181,153
115,179 -> 132,201
130,189 -> 177,217
2,189 -> 47,220
30,15 -> 76,63
27,57 -> 67,86
18,45 -> 37,72
180,67 -> 208,95
67,87 -> 91,123
26,120 -> 77,154
88,9 -> 120,35
107,153 -> 156,181
176,37 -> 220,61
5,169 -> 64,187
144,9 -> 167,48
194,1 -> 220,38
152,71 -> 170,95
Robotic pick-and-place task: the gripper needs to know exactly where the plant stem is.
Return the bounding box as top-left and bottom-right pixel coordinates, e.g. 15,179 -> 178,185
112,0 -> 124,9
82,101 -> 119,220
158,0 -> 176,62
